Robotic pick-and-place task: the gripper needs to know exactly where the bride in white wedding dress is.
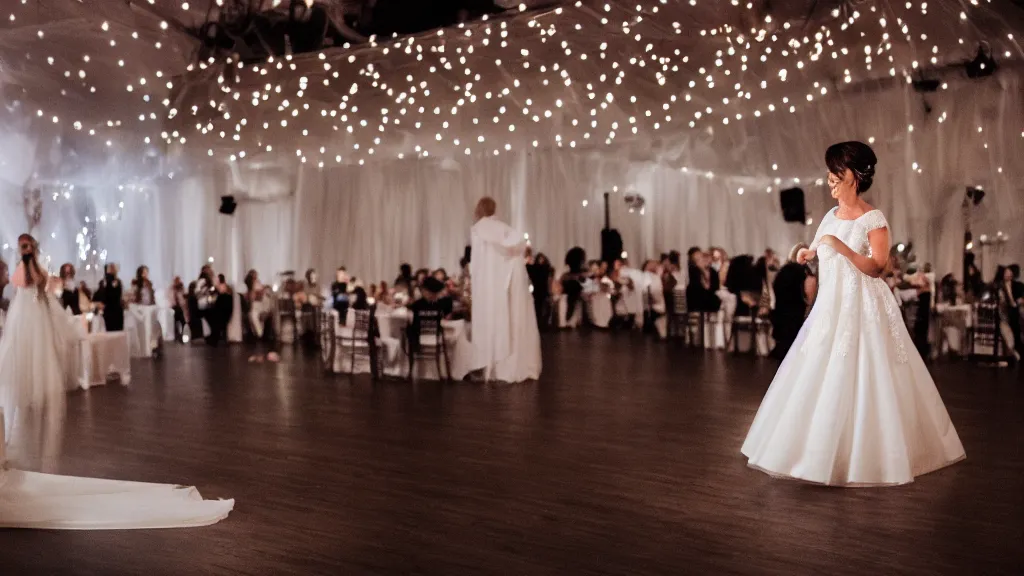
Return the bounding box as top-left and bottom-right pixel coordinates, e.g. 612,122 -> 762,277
0,234 -> 233,528
741,142 -> 966,487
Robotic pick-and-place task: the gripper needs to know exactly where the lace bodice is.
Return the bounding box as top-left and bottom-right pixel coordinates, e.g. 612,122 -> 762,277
810,207 -> 889,260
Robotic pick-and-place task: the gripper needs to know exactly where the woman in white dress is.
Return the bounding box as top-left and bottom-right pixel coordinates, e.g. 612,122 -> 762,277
1,234 -> 234,529
741,142 -> 965,487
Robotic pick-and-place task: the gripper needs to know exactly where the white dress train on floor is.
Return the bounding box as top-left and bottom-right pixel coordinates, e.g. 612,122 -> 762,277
0,276 -> 233,529
741,208 -> 966,487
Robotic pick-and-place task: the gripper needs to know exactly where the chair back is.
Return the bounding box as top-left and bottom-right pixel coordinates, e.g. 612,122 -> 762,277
413,308 -> 444,339
672,286 -> 687,315
352,306 -> 375,341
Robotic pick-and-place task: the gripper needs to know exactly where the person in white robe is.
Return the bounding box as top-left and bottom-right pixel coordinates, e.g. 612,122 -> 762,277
468,197 -> 542,382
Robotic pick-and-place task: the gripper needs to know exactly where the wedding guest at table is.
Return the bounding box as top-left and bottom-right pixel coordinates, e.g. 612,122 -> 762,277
937,273 -> 960,305
0,257 -> 9,313
304,268 -> 324,307
687,248 -> 721,313
243,269 -> 279,363
963,252 -> 984,303
770,244 -> 817,359
186,281 -> 202,340
394,263 -> 414,295
331,266 -> 351,323
995,265 -> 1023,360
1009,264 -> 1024,303
560,246 -> 587,321
169,276 -> 189,342
94,263 -> 125,331
192,265 -> 218,341
209,274 -> 234,346
58,263 -> 84,315
131,265 -> 155,305
710,247 -> 730,286
351,286 -> 371,311
406,277 -> 452,355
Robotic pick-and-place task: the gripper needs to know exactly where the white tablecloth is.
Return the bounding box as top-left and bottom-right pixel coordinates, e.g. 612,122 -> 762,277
936,303 -> 972,355
586,293 -> 613,328
158,307 -> 176,341
126,305 -> 163,358
65,318 -> 131,390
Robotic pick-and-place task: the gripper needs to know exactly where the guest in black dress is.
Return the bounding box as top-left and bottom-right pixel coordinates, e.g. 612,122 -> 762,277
95,263 -> 125,331
685,248 -> 721,313
527,252 -> 553,329
770,252 -> 817,360
560,247 -> 587,321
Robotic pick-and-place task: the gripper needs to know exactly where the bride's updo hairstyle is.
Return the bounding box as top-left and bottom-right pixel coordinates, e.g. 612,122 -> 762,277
825,141 -> 877,194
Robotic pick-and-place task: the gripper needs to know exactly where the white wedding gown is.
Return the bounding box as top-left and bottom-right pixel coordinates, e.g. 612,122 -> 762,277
741,208 -> 966,486
0,269 -> 233,529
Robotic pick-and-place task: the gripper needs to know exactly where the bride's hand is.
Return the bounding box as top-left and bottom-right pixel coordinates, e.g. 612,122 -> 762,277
796,248 -> 815,264
819,235 -> 842,250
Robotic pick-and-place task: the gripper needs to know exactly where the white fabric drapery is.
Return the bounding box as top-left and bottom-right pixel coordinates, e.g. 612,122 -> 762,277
1,74 -> 1022,290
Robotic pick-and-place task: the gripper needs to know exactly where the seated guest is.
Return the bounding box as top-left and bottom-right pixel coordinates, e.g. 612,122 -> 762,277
394,263 -> 414,295
686,248 -> 721,313
770,244 -> 817,359
169,276 -> 189,342
351,286 -> 371,311
193,265 -> 218,342
376,281 -> 393,306
709,247 -> 730,286
408,277 -> 454,318
725,254 -> 760,317
304,268 -> 324,307
406,277 -> 451,352
58,263 -> 84,315
95,263 -> 125,331
243,269 -> 279,363
131,265 -> 155,305
331,266 -> 350,322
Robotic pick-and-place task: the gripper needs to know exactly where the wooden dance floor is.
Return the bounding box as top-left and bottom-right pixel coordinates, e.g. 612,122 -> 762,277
2,333 -> 1022,575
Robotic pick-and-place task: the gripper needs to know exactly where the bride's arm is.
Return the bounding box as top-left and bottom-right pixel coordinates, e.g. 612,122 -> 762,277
820,229 -> 889,278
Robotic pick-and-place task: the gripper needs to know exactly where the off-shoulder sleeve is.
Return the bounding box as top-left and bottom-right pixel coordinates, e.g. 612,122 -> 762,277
861,210 -> 889,233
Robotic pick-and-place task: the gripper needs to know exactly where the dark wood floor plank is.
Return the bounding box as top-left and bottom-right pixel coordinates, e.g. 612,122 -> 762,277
1,332 -> 1022,575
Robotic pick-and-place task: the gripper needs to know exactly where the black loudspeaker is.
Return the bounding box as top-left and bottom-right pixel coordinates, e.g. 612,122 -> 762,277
779,188 -> 805,222
601,228 -> 623,263
219,195 -> 238,215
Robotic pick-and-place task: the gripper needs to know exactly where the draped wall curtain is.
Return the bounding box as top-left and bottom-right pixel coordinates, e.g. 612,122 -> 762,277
2,74 -> 1021,290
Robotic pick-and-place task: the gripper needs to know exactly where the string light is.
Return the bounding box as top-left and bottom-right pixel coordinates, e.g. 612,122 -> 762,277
0,0 -> 1017,213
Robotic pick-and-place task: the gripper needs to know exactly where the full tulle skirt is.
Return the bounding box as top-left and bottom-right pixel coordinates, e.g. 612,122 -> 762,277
0,467 -> 234,529
741,259 -> 965,486
0,289 -> 77,472
0,289 -> 234,529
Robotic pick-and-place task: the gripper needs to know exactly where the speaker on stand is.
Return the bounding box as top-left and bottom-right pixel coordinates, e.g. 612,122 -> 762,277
600,191 -> 623,264
219,195 -> 238,215
779,187 -> 806,223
